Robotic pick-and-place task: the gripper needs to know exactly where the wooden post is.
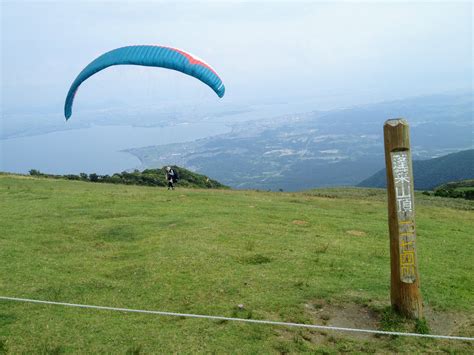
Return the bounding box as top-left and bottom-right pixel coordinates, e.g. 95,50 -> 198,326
384,118 -> 423,319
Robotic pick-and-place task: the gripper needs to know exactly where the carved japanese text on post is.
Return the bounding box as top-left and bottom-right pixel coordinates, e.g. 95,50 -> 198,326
391,150 -> 417,283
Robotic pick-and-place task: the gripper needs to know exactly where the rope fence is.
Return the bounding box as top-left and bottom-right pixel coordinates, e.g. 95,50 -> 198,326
1,296 -> 473,341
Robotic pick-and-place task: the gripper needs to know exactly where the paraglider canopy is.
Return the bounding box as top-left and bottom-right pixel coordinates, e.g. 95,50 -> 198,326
64,45 -> 225,120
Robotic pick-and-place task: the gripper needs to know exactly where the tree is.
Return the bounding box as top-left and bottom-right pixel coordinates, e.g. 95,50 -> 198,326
29,169 -> 42,176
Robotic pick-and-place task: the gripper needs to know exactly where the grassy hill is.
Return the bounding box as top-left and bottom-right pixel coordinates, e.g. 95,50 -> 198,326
0,175 -> 473,353
433,179 -> 474,200
358,149 -> 474,190
26,166 -> 228,190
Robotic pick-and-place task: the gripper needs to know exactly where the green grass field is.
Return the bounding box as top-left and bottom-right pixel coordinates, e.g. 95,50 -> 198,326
0,175 -> 473,353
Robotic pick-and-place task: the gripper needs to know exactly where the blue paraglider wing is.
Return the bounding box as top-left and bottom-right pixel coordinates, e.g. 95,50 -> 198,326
64,45 -> 225,119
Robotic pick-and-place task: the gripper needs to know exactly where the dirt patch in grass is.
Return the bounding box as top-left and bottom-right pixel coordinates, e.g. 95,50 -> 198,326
274,302 -> 474,353
423,307 -> 474,337
275,327 -> 327,353
305,300 -> 380,340
346,230 -> 367,237
303,300 -> 474,341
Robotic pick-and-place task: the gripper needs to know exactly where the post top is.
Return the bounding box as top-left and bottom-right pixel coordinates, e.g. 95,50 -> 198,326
385,118 -> 408,126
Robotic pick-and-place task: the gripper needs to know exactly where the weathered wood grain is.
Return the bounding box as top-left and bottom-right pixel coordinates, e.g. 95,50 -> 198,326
384,118 -> 423,319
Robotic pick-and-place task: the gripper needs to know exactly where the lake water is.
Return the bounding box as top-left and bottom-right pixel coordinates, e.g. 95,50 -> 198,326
0,99 -> 339,176
0,121 -> 231,175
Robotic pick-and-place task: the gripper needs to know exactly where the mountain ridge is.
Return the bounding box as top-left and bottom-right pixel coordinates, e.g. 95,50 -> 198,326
357,149 -> 474,190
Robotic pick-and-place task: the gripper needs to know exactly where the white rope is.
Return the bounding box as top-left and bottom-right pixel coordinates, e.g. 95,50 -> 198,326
1,296 -> 473,341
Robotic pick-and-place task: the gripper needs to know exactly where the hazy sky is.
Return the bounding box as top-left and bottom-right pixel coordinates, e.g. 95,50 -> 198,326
1,1 -> 472,115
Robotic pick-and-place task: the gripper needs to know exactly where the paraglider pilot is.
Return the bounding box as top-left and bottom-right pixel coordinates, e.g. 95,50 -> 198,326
166,166 -> 176,190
